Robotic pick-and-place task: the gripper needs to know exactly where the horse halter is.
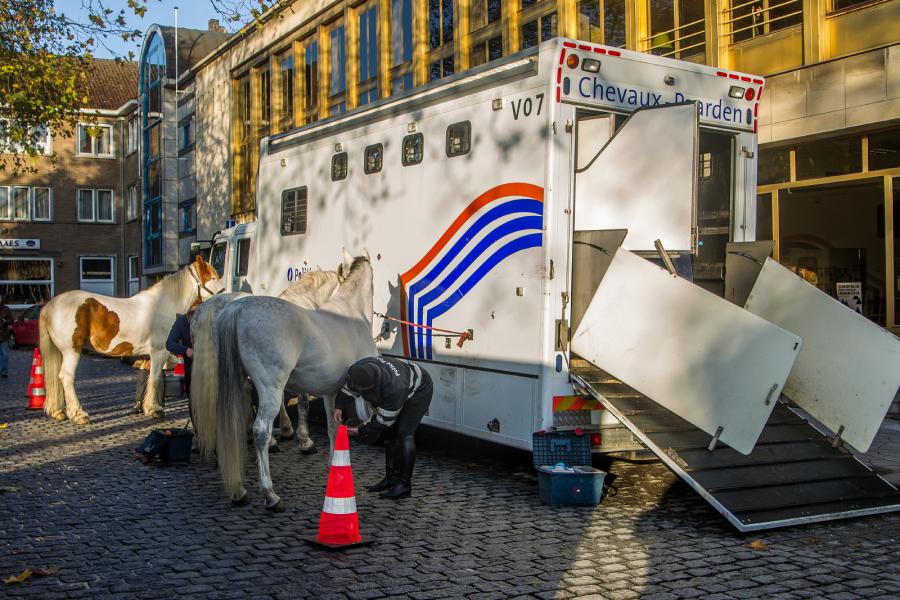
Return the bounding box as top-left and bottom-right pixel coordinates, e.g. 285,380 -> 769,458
189,263 -> 224,299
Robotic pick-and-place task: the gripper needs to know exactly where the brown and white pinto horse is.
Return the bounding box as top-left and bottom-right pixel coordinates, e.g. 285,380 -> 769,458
39,256 -> 224,424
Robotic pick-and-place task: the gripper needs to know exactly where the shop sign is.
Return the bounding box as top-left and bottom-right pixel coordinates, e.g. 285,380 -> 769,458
836,282 -> 863,314
0,238 -> 40,250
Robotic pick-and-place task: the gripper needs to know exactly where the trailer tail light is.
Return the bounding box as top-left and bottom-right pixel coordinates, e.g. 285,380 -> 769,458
590,433 -> 602,446
581,58 -> 601,73
728,85 -> 745,99
566,54 -> 580,69
745,87 -> 755,101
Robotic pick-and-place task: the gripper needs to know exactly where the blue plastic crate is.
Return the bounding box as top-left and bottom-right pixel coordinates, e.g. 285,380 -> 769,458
532,430 -> 592,470
538,466 -> 606,507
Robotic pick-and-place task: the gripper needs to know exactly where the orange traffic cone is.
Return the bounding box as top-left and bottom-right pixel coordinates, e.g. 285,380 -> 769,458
25,348 -> 39,397
305,425 -> 372,550
27,352 -> 46,410
173,355 -> 185,377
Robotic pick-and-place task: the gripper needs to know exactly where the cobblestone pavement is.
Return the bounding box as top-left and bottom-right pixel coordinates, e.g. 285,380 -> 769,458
2,349 -> 900,600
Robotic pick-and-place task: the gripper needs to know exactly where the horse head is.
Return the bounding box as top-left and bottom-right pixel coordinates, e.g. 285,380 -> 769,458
190,255 -> 225,300
333,248 -> 374,324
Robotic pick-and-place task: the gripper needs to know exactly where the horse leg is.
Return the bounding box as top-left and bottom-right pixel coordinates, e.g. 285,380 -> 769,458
253,386 -> 284,511
59,351 -> 89,424
295,394 -> 317,454
324,393 -> 337,459
144,350 -> 167,417
278,397 -> 295,441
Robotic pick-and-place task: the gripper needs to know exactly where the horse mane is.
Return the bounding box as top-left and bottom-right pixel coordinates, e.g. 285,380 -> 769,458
339,256 -> 370,291
134,263 -> 190,298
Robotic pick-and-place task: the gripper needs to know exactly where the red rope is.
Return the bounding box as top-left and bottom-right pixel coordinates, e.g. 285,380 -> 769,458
374,312 -> 472,348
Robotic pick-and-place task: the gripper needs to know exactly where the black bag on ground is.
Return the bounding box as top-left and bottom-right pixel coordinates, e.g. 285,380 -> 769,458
134,428 -> 193,464
134,430 -> 169,463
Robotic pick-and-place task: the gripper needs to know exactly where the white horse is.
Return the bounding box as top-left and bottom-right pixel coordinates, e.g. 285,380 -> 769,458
212,250 -> 376,510
190,269 -> 342,459
39,256 -> 224,424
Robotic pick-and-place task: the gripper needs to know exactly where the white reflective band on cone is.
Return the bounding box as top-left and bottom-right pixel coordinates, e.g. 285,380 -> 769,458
31,389 -> 45,396
331,450 -> 352,467
323,496 -> 357,514
34,366 -> 43,374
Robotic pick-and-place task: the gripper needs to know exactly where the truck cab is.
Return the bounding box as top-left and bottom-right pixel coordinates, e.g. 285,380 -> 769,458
208,221 -> 257,294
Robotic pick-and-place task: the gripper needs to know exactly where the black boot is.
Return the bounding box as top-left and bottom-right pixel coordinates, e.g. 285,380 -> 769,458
380,436 -> 415,499
367,439 -> 400,492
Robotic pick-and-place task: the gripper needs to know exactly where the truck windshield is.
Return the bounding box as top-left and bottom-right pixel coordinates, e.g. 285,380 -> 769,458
210,242 -> 227,277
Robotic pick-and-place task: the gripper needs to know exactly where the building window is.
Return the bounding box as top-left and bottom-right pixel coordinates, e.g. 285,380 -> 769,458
402,133 -> 424,166
392,73 -> 414,96
330,22 -> 347,115
796,137 -> 862,180
868,129 -> 900,171
647,0 -> 706,59
0,120 -> 51,155
429,57 -> 455,81
446,121 -> 471,157
77,189 -> 114,223
303,38 -> 320,123
728,0 -> 802,44
76,123 -> 114,158
471,36 -> 503,67
32,187 -> 51,221
358,3 -> 379,107
180,116 -> 194,150
365,144 -> 383,174
759,147 -> 792,184
234,72 -> 254,214
12,187 -> 30,221
278,49 -> 295,132
521,13 -> 557,49
142,31 -> 166,268
127,184 -> 138,221
127,117 -> 139,154
830,0 -> 877,11
429,0 -> 454,50
281,187 -> 308,235
128,255 -> 140,296
0,258 -> 53,308
331,152 -> 348,181
258,63 -> 272,137
392,0 -> 414,65
79,257 -> 115,296
181,203 -> 195,233
471,0 -> 502,30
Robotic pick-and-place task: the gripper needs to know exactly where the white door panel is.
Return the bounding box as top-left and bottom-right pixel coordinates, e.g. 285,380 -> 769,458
571,248 -> 802,455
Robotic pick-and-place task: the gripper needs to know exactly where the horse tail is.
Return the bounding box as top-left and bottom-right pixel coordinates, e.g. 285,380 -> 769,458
214,306 -> 250,500
190,303 -> 220,460
39,306 -> 64,418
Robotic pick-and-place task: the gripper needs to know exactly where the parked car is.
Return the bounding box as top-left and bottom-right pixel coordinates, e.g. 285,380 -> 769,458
10,303 -> 44,349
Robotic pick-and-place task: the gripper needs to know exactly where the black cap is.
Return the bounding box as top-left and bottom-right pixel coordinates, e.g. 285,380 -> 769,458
347,360 -> 380,393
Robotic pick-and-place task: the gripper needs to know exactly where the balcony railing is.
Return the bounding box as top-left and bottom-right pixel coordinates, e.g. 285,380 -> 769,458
724,0 -> 803,44
641,18 -> 706,59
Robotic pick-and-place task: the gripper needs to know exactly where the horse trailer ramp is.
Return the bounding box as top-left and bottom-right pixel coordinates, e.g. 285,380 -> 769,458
570,360 -> 900,532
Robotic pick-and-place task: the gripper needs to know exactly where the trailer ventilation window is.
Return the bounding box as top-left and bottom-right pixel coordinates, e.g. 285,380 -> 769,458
446,121 -> 471,157
402,133 -> 424,166
364,143 -> 383,174
281,186 -> 308,236
331,152 -> 348,180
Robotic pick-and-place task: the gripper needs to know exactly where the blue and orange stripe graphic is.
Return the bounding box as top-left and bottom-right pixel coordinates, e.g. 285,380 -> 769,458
400,182 -> 545,359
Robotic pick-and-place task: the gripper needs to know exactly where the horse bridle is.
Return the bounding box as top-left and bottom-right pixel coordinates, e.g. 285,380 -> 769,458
189,264 -> 224,299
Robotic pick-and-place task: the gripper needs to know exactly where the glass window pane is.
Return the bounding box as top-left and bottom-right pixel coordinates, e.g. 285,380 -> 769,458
13,187 -> 29,220
235,238 -> 251,276
96,126 -> 111,156
392,0 -> 414,65
280,53 -> 294,128
578,0 -> 601,44
78,125 -> 93,154
869,129 -> 900,171
442,0 -> 453,45
392,72 -> 414,95
331,25 -> 346,95
521,19 -> 538,49
0,258 -> 51,281
429,0 -> 441,49
488,0 -> 501,23
209,243 -> 227,276
759,147 -> 791,184
770,0 -> 802,32
33,188 -> 50,221
0,187 -> 9,220
540,13 -> 557,42
81,258 -> 113,280
97,190 -> 113,221
78,190 -> 94,221
649,0 -> 675,55
795,137 -> 862,180
778,180 -> 886,325
604,0 -> 627,47
305,40 -> 319,112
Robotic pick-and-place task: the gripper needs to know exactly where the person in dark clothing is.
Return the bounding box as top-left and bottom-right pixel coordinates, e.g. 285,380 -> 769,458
334,356 -> 432,500
0,295 -> 12,377
165,304 -> 197,398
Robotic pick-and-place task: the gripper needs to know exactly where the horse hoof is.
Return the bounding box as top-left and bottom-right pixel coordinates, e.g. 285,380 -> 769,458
150,410 -> 165,419
265,499 -> 285,513
74,415 -> 90,425
231,492 -> 251,507
50,412 -> 67,421
300,446 -> 318,455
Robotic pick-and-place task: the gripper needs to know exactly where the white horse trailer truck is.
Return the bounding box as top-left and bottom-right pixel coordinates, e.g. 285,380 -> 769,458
210,38 -> 900,531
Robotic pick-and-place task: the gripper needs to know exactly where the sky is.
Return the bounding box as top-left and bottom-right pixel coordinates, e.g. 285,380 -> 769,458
53,0 -> 248,60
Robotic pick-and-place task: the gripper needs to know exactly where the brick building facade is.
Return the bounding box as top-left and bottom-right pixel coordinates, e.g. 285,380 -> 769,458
0,60 -> 140,310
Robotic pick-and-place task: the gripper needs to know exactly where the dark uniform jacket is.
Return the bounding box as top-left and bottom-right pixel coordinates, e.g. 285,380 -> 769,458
166,314 -> 192,357
336,356 -> 427,444
0,304 -> 12,342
